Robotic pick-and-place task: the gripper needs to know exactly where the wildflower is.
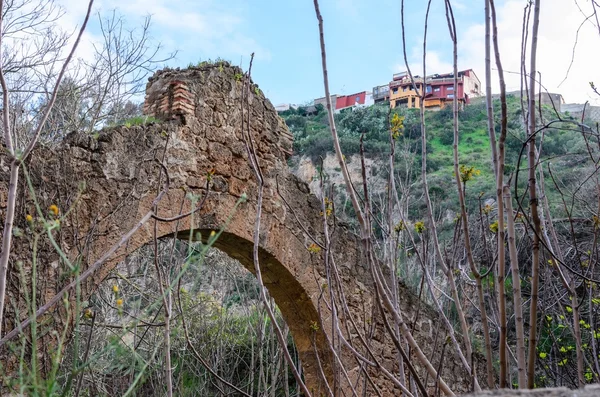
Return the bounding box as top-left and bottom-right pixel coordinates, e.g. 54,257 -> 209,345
390,113 -> 405,140
309,321 -> 320,332
210,230 -> 216,238
414,221 -> 425,234
323,197 -> 333,217
26,214 -> 33,223
566,306 -> 573,313
558,359 -> 568,366
539,352 -> 547,359
48,204 -> 59,216
112,285 -> 119,293
207,168 -> 215,182
116,299 -> 123,307
489,220 -> 499,233
546,315 -> 552,322
307,243 -> 321,254
560,346 -> 568,353
483,204 -> 492,214
459,164 -> 481,183
394,220 -> 406,233
84,308 -> 93,319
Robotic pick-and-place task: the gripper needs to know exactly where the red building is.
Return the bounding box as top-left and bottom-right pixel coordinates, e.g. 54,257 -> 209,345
423,69 -> 481,109
335,91 -> 368,111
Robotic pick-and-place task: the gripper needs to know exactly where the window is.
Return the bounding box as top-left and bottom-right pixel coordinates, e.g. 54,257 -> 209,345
355,96 -> 361,102
402,86 -> 407,92
447,86 -> 454,91
434,87 -> 441,92
392,88 -> 398,94
426,85 -> 432,93
447,94 -> 454,98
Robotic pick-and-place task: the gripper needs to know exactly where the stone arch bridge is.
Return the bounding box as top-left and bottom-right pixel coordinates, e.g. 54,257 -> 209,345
0,64 -> 472,395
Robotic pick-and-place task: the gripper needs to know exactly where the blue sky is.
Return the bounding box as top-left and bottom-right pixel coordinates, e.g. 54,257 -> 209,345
64,0 -> 600,106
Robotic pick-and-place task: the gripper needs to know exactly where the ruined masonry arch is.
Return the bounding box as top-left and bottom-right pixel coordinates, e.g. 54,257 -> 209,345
1,63 -> 472,395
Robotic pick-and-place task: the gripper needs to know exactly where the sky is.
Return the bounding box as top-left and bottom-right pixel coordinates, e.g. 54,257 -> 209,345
59,0 -> 600,106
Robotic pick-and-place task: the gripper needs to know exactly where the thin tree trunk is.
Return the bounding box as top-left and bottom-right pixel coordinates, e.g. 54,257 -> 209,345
526,0 -> 543,388
445,0 -> 494,387
503,186 -> 527,386
401,0 -> 477,385
489,0 -> 509,387
313,0 -> 366,237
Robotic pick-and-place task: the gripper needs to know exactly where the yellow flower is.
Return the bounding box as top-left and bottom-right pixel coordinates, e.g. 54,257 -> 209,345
459,164 -> 481,183
390,113 -> 405,139
26,214 -> 33,223
414,221 -> 425,234
309,321 -> 320,332
48,204 -> 59,216
394,220 -> 406,233
307,243 -> 321,254
539,352 -> 547,359
566,306 -> 573,313
84,308 -> 93,319
112,285 -> 119,293
116,299 -> 123,307
489,220 -> 499,233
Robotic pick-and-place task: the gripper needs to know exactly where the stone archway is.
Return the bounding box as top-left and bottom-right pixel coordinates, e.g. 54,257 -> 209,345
0,62 -> 473,395
0,63 -> 346,392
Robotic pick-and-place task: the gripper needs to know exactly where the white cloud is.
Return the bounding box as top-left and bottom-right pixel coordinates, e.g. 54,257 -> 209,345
335,0 -> 360,18
57,0 -> 271,64
459,0 -> 600,105
394,50 -> 454,77
400,0 -> 600,105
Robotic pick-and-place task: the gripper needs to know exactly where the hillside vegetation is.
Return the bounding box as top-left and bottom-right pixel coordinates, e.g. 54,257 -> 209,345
281,97 -> 591,220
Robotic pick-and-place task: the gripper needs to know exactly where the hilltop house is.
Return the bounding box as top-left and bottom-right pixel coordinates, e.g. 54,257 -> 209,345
388,69 -> 482,110
314,91 -> 374,113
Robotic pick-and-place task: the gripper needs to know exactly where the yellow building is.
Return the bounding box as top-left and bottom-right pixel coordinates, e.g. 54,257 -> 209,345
389,73 -> 424,109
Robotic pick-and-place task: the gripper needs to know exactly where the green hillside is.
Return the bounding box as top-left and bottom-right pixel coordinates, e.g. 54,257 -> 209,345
280,96 -> 591,220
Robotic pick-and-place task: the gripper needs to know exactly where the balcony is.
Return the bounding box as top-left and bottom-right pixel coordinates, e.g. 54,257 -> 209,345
427,76 -> 463,85
390,77 -> 424,89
